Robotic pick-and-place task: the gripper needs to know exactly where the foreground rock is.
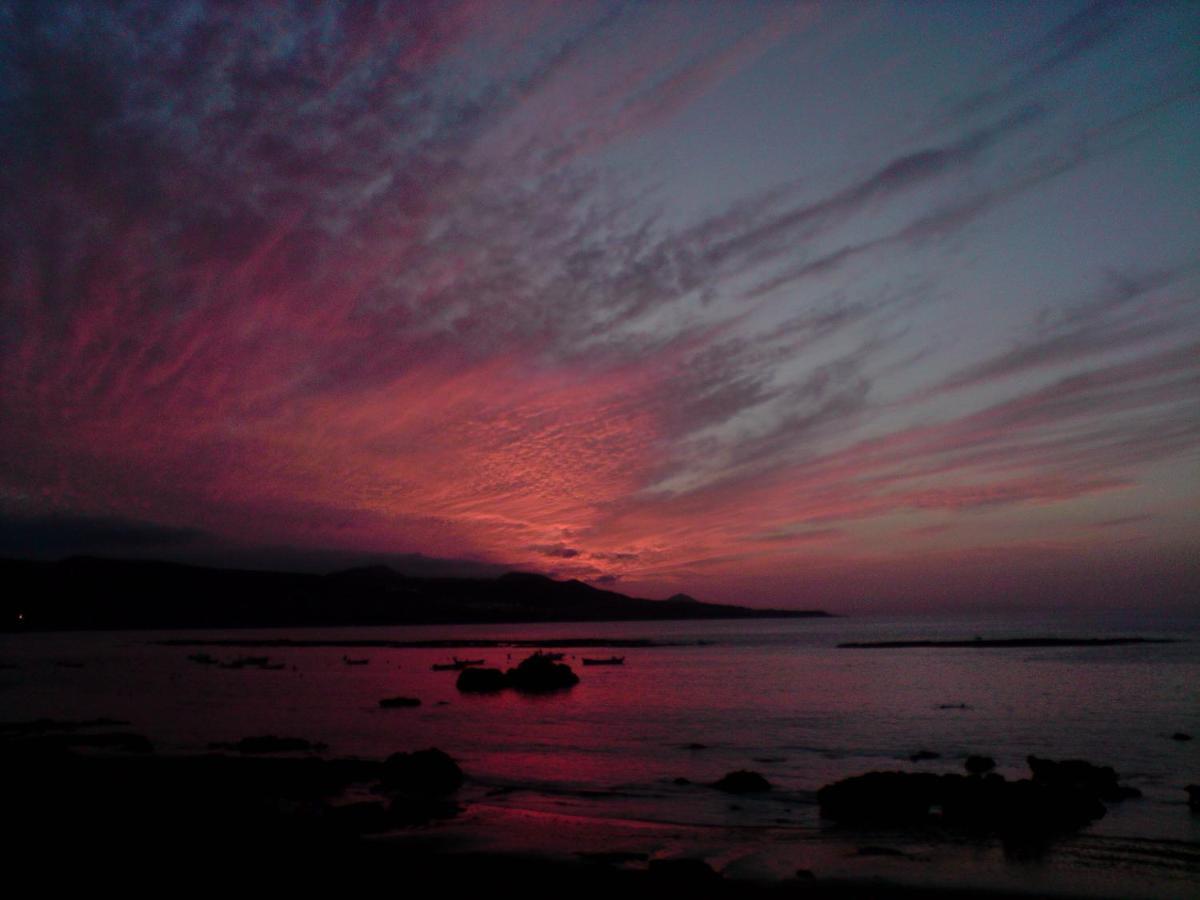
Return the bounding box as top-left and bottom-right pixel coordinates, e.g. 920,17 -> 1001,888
818,755 -> 1141,843
1,740 -> 471,862
965,755 -> 995,775
381,747 -> 464,798
712,770 -> 772,793
646,858 -> 723,888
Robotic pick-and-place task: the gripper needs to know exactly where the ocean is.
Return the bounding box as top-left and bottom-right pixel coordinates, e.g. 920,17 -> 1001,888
2,609 -> 1198,897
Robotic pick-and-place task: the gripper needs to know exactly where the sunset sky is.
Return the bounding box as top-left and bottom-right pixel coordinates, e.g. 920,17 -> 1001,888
1,1 -> 1197,611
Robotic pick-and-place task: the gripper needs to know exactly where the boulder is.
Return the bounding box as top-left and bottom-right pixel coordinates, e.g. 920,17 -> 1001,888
712,769 -> 771,793
1027,755 -> 1134,802
455,667 -> 508,692
380,747 -> 464,797
818,771 -> 943,824
505,652 -> 580,693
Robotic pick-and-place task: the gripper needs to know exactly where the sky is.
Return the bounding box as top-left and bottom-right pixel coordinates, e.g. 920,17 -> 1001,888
1,1 -> 1198,612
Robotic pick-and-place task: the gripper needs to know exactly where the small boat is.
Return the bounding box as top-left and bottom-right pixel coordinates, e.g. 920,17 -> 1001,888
581,656 -> 625,666
342,655 -> 370,666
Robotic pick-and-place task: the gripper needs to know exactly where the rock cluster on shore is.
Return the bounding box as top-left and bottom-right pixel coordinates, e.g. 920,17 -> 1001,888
818,754 -> 1142,844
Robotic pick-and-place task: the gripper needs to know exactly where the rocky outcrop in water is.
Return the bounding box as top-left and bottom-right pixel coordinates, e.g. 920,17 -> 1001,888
817,755 -> 1141,842
505,652 -> 580,693
454,653 -> 580,694
455,666 -> 509,692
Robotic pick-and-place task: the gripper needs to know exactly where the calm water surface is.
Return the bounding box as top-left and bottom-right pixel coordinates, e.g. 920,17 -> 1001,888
2,609 -> 1198,895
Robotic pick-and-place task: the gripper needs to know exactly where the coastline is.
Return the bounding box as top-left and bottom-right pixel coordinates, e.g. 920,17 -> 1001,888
3,616 -> 1196,898
5,742 -> 1193,900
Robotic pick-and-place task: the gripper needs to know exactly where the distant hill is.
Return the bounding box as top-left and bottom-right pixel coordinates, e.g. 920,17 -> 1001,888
0,556 -> 831,631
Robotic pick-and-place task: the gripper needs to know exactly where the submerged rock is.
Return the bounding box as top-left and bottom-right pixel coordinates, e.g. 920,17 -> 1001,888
712,770 -> 771,793
378,696 -> 421,708
505,652 -> 580,693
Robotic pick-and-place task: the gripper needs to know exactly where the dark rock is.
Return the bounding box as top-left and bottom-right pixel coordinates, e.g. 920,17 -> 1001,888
817,765 -> 1112,838
966,755 -> 996,775
578,851 -> 649,865
228,735 -> 320,755
683,742 -> 709,750
1187,785 -> 1199,811
455,667 -> 508,692
1171,732 -> 1192,741
712,769 -> 771,793
1027,755 -> 1133,802
505,652 -> 580,693
326,801 -> 391,834
378,696 -> 421,708
673,777 -> 691,785
388,794 -> 462,826
818,771 -> 943,824
909,750 -> 940,762
380,747 -> 463,797
646,858 -> 722,887
856,846 -> 907,857
4,731 -> 154,755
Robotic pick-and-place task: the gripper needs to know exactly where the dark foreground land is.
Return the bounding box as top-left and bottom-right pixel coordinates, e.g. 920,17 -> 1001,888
0,556 -> 829,630
4,718 -> 1183,900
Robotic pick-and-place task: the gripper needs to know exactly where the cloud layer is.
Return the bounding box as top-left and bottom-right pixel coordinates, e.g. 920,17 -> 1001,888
1,1 -> 1197,609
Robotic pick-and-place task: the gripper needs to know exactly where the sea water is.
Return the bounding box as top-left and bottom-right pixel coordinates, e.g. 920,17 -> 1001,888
2,609 -> 1198,896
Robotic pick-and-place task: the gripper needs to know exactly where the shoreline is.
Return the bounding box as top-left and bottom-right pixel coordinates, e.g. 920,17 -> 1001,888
4,733 -> 1194,900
